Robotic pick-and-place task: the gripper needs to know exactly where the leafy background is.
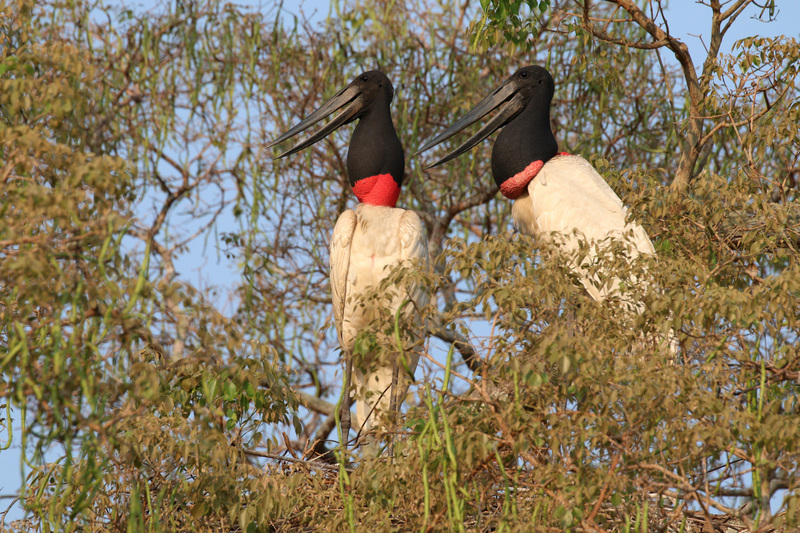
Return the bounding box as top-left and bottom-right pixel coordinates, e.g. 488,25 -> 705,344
1,0 -> 799,530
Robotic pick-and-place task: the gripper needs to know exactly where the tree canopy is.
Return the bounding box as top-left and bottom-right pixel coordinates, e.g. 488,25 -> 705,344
1,0 -> 798,530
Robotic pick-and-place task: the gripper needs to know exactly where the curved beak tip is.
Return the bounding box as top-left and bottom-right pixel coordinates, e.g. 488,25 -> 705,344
268,84 -> 362,158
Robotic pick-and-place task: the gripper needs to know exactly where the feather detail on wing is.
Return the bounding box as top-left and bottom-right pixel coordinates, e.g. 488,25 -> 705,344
512,155 -> 676,354
513,154 -> 656,302
398,209 -> 431,312
394,209 -> 431,375
330,209 -> 357,349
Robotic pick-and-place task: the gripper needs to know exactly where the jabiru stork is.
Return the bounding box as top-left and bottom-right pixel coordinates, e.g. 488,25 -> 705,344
416,65 -> 675,353
269,70 -> 430,443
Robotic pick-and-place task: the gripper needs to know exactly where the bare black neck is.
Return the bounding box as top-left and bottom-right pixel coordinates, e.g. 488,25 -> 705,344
347,97 -> 404,188
491,89 -> 558,187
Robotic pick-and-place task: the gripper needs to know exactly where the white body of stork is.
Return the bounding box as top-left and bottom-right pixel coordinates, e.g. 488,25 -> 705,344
330,203 -> 429,431
511,154 -> 655,305
513,155 -> 676,353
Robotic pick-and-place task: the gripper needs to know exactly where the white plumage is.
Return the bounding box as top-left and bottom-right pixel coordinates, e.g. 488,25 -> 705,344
330,203 -> 429,431
512,155 -> 676,352
511,154 -> 655,304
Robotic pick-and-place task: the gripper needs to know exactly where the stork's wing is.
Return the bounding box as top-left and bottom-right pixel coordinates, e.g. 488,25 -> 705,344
559,157 -> 655,256
398,210 -> 429,264
330,209 -> 357,347
529,155 -> 654,254
398,210 -> 430,308
530,156 -> 621,240
386,210 -> 429,404
520,155 -> 655,302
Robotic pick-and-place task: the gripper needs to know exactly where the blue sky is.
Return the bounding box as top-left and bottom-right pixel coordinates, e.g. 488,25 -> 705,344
1,0 -> 798,525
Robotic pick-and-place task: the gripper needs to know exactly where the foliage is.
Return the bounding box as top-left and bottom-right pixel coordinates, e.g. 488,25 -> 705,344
469,0 -> 551,53
0,0 -> 798,531
1,0 -> 294,529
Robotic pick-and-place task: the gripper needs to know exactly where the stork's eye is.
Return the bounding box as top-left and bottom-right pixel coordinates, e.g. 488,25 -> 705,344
520,71 -> 528,78
361,75 -> 369,82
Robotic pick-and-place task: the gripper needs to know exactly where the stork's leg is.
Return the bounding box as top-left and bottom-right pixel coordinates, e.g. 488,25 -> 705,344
389,355 -> 401,418
340,352 -> 353,450
388,354 -> 401,459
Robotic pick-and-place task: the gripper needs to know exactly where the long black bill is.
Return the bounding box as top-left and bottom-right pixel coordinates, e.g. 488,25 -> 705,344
415,81 -> 524,169
268,84 -> 362,159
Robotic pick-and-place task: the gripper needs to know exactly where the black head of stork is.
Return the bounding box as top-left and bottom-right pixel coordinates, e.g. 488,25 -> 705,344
269,70 -> 405,207
416,65 -> 559,199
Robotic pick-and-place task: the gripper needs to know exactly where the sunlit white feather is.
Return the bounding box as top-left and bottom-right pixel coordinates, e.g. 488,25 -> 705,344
511,155 -> 676,351
330,203 -> 429,431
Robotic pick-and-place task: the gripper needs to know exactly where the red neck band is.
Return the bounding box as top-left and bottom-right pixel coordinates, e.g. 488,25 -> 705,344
500,160 -> 543,199
352,173 -> 401,207
499,153 -> 570,199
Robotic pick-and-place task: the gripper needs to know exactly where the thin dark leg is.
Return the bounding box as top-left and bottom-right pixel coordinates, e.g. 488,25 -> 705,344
340,353 -> 353,449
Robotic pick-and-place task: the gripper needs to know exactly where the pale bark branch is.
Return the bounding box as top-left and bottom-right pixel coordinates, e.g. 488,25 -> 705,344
575,0 -> 768,193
